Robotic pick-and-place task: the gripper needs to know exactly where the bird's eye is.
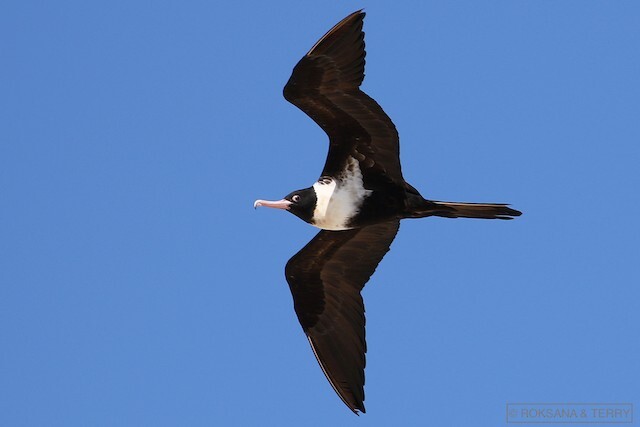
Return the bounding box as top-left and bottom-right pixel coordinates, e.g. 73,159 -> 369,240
292,195 -> 301,203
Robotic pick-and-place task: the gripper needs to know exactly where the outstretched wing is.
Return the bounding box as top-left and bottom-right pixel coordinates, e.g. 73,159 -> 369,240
283,11 -> 404,190
285,220 -> 400,414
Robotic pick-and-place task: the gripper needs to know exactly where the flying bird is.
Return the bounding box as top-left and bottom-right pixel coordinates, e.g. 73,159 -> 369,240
254,10 -> 521,414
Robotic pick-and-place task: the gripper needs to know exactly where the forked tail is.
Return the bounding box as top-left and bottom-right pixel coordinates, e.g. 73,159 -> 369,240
409,200 -> 522,220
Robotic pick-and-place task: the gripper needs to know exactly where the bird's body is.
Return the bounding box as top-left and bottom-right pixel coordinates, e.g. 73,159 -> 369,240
254,10 -> 521,414
311,166 -> 371,231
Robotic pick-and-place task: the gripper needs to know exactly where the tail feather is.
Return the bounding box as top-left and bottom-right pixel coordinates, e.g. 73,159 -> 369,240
411,200 -> 522,220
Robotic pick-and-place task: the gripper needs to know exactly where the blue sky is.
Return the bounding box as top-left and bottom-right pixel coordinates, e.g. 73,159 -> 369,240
2,1 -> 639,426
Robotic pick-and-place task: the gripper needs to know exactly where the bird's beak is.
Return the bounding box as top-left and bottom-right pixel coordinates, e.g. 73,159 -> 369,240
253,199 -> 292,210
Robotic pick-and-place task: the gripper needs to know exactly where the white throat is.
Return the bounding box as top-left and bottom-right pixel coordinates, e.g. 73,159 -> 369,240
312,157 -> 372,230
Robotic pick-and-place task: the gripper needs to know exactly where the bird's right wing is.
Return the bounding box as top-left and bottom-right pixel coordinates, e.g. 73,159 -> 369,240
285,220 -> 400,414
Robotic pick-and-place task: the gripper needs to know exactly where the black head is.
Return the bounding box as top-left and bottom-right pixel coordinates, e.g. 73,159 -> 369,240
253,186 -> 317,224
283,187 -> 317,223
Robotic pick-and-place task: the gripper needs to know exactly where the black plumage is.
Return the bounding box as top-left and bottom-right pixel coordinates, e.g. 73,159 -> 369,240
254,10 -> 521,414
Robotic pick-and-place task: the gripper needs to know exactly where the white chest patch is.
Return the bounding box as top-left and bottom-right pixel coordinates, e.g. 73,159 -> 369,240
312,157 -> 372,231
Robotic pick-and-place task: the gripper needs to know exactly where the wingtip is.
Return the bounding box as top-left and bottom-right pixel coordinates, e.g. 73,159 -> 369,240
344,9 -> 365,18
305,335 -> 367,416
347,402 -> 365,415
350,9 -> 366,24
349,398 -> 366,415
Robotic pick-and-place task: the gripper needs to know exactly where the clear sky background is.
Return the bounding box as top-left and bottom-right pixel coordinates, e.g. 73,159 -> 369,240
2,1 -> 639,426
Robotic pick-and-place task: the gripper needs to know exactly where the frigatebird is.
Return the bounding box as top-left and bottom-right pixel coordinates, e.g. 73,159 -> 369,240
254,10 -> 521,414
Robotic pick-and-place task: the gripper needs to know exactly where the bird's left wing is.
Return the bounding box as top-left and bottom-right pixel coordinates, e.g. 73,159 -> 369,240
284,220 -> 400,414
283,11 -> 405,189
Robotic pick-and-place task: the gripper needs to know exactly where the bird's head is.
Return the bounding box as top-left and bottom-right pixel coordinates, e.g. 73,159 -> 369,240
254,187 -> 317,224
